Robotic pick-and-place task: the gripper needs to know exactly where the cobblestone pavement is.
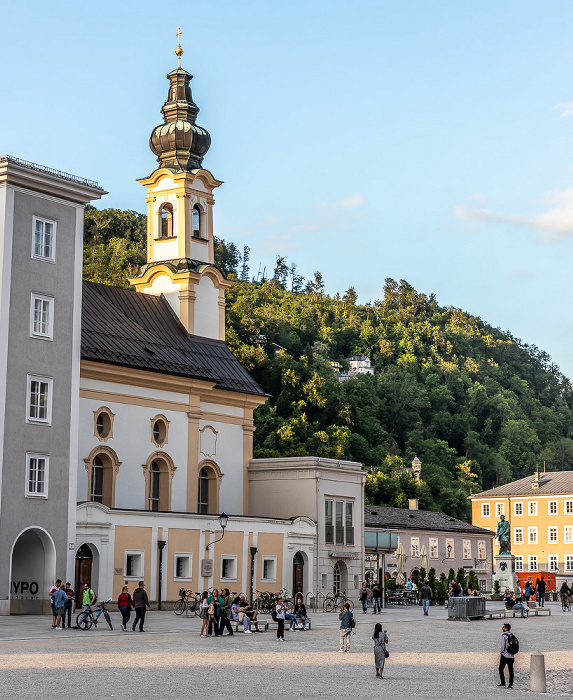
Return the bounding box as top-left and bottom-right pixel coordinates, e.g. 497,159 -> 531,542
0,602 -> 572,699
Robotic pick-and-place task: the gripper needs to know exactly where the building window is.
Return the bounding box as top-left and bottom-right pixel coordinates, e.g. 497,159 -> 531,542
149,461 -> 160,511
26,453 -> 48,497
174,554 -> 192,580
514,528 -> 523,544
85,447 -> 120,507
151,415 -> 169,447
463,540 -> 471,560
30,294 -> 53,339
198,468 -> 209,514
192,205 -> 201,238
411,537 -> 420,557
32,216 -> 55,261
514,502 -> 523,516
495,503 -> 504,517
345,502 -> 354,545
565,526 -> 573,543
529,501 -> 538,516
567,556 -> 573,572
27,375 -> 52,423
566,501 -> 573,515
125,551 -> 144,578
514,556 -> 523,572
324,500 -> 334,544
528,527 -> 538,544
333,563 -> 341,595
90,456 -> 104,503
158,203 -> 173,238
549,555 -> 558,571
335,501 -> 344,545
446,538 -> 454,558
481,503 -> 490,517
321,573 -> 327,589
549,527 -> 558,543
262,557 -> 276,582
429,538 -> 438,558
221,556 -> 237,581
94,407 -> 114,441
529,555 -> 538,572
549,500 -> 558,515
478,540 -> 486,560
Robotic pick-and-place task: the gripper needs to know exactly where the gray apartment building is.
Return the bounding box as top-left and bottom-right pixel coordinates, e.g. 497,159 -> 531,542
365,500 -> 495,592
0,157 -> 105,613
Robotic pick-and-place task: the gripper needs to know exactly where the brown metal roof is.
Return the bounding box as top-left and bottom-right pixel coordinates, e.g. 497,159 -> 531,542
81,281 -> 266,396
471,471 -> 573,498
365,505 -> 494,536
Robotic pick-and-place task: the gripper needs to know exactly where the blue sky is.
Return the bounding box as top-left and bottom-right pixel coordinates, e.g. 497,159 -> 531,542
3,2 -> 573,376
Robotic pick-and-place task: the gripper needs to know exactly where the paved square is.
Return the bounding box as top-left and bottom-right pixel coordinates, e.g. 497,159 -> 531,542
0,603 -> 571,699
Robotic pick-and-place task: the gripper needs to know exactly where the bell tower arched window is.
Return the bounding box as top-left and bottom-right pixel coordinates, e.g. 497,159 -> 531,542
192,205 -> 201,238
159,203 -> 173,238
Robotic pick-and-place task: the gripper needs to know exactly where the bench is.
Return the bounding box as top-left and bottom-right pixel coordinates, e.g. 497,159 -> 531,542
267,617 -> 312,631
233,619 -> 269,632
484,607 -> 551,620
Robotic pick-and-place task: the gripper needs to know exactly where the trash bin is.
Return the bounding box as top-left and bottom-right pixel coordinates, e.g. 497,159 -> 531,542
447,596 -> 486,620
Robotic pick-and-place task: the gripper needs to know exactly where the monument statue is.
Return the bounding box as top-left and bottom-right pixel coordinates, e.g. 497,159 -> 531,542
495,514 -> 511,555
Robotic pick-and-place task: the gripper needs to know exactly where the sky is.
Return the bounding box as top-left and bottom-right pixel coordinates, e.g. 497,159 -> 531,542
3,2 -> 573,376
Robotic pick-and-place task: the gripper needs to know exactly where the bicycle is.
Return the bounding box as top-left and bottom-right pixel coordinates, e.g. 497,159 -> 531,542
561,594 -> 571,612
76,600 -> 114,630
173,588 -> 200,616
323,590 -> 354,613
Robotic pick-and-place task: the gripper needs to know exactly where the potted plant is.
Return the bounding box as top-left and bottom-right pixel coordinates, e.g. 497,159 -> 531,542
437,580 -> 448,605
491,579 -> 503,601
428,567 -> 438,605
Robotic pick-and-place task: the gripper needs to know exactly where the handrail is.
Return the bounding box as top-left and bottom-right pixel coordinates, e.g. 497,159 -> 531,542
0,155 -> 101,188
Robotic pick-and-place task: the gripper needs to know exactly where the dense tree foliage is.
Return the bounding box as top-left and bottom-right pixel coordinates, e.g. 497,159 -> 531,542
83,208 -> 573,520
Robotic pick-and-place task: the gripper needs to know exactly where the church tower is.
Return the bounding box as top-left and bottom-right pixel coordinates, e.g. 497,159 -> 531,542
130,34 -> 232,340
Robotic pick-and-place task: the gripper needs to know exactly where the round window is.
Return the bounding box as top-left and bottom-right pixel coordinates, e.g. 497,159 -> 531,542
153,420 -> 166,445
96,412 -> 111,438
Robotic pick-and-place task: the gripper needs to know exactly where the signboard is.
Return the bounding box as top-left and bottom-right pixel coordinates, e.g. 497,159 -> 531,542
201,558 -> 213,577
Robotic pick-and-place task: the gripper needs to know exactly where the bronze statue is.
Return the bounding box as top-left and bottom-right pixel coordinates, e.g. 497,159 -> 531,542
496,514 -> 511,555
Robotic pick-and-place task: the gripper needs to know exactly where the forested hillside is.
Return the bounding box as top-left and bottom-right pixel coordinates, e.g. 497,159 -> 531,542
83,207 -> 573,519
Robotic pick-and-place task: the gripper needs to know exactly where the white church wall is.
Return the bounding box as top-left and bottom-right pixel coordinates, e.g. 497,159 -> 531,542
199,418 -> 244,514
193,275 -> 219,339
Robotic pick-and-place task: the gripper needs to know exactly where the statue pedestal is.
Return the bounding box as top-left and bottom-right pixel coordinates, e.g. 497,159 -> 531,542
494,554 -> 517,593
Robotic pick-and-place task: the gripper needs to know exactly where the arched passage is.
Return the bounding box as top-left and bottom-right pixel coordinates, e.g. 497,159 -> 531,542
332,560 -> 349,595
10,527 -> 56,614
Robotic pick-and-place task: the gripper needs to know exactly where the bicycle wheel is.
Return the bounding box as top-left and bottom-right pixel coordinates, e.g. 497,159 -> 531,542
76,611 -> 92,630
104,611 -> 113,630
324,597 -> 335,613
173,599 -> 186,615
189,597 -> 200,617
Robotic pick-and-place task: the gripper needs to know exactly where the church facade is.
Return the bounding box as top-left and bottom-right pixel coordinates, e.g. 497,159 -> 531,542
0,49 -> 364,613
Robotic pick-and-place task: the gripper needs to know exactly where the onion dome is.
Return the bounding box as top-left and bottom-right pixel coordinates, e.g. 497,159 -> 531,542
149,66 -> 211,172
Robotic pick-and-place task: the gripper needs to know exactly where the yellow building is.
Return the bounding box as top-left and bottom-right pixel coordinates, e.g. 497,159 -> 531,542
470,470 -> 573,588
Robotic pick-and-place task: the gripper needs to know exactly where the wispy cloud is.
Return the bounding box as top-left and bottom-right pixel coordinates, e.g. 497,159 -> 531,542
319,193 -> 367,210
553,102 -> 573,118
455,187 -> 573,241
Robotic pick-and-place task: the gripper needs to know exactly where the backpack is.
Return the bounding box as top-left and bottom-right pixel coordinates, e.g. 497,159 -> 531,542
272,608 -> 278,622
90,590 -> 97,605
506,633 -> 519,655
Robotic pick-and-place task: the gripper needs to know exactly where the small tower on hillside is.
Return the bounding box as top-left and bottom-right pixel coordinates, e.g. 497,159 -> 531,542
130,30 -> 232,340
411,456 -> 422,480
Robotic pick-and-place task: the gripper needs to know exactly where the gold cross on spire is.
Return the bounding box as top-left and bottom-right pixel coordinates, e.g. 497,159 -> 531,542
175,27 -> 183,68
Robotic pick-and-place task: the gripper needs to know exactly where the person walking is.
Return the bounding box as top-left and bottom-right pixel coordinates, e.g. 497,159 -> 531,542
132,581 -> 150,632
199,592 -> 209,636
360,583 -> 369,614
372,581 -> 382,614
218,588 -> 234,636
63,582 -> 74,629
372,622 -> 389,678
275,596 -> 286,642
420,578 -> 433,616
118,585 -> 133,632
537,576 -> 546,607
339,602 -> 354,653
498,623 -> 515,688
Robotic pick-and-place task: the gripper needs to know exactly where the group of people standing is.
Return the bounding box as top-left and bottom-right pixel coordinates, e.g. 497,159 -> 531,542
198,589 -> 265,636
359,581 -> 382,613
49,580 -> 74,629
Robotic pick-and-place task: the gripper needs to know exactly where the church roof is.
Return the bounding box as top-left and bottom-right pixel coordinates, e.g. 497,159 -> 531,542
81,281 -> 266,396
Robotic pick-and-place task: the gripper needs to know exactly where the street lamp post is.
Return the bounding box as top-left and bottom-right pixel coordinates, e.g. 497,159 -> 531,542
157,540 -> 166,611
205,513 -> 229,550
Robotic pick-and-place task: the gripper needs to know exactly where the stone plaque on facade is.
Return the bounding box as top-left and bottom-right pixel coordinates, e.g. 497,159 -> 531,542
200,426 -> 217,457
201,558 -> 213,577
114,568 -> 123,575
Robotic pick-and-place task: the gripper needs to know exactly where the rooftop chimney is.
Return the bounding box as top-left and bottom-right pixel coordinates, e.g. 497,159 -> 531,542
408,499 -> 419,510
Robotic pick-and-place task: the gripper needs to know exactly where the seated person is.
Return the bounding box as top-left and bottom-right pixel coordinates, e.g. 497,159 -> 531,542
293,596 -> 307,630
238,596 -> 260,631
505,592 -> 528,618
282,600 -> 298,631
231,597 -> 251,633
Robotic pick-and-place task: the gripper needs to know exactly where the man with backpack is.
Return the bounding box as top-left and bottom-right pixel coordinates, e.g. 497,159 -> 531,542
498,623 -> 518,688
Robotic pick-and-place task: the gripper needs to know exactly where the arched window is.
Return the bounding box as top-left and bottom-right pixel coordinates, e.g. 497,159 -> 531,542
192,205 -> 201,238
90,457 -> 104,503
333,563 -> 341,595
159,203 -> 173,238
149,461 -> 160,511
198,468 -> 209,514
